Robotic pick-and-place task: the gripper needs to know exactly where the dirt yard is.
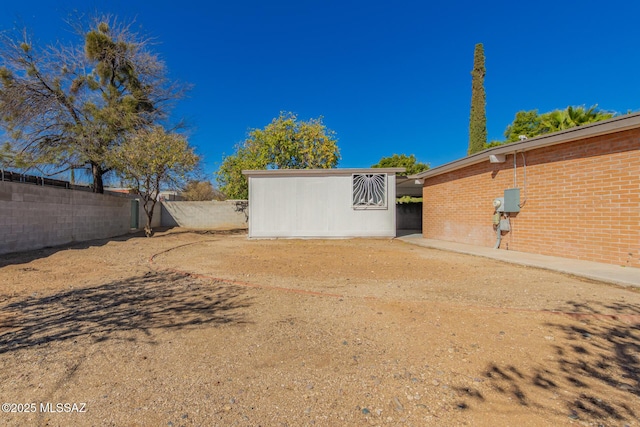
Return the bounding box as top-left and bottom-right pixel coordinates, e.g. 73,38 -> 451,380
1,229 -> 639,426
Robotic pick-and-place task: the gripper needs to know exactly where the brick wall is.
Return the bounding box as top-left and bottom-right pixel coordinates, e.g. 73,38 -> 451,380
0,181 -> 133,255
423,128 -> 640,267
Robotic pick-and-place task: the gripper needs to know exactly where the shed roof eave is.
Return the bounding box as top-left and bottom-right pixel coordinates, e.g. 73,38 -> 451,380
242,168 -> 406,177
410,112 -> 640,180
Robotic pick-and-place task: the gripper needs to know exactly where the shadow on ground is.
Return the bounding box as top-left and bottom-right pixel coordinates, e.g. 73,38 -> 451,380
452,300 -> 640,424
0,228 -> 248,267
0,271 -> 251,354
0,231 -> 147,267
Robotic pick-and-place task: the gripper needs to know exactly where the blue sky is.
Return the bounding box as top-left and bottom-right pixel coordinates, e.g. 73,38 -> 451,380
2,0 -> 640,180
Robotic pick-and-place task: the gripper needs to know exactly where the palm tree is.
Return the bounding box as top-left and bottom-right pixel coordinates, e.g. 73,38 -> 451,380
540,105 -> 613,134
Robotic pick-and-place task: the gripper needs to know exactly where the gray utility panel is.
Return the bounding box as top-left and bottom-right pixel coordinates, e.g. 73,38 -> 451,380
504,188 -> 521,213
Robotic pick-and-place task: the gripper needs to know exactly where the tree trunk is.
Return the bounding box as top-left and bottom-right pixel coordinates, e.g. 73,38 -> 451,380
144,199 -> 157,237
92,163 -> 104,194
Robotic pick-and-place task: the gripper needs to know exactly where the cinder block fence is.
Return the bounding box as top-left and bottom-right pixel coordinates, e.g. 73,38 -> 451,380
0,181 -> 133,255
161,200 -> 248,229
1,179 -> 250,255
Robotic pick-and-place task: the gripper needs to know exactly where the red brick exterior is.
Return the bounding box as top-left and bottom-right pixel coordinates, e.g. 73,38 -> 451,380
422,128 -> 640,267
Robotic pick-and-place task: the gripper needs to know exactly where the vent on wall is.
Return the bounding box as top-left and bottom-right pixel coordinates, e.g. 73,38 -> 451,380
352,173 -> 387,209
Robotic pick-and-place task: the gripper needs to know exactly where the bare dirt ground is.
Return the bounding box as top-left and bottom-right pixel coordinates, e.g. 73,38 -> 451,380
1,229 -> 639,427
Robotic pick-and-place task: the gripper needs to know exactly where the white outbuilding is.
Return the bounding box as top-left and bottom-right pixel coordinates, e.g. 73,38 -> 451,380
242,168 -> 406,238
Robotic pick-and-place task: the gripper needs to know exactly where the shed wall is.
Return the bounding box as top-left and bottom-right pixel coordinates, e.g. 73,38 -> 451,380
422,128 -> 640,267
249,174 -> 397,238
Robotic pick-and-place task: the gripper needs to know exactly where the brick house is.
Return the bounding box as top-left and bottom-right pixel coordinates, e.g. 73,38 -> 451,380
411,113 -> 640,268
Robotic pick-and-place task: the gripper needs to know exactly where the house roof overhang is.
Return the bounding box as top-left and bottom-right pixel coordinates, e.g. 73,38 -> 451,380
395,176 -> 424,197
410,112 -> 640,180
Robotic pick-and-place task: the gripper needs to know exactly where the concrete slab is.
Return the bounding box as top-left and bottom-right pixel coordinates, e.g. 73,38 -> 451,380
397,234 -> 640,288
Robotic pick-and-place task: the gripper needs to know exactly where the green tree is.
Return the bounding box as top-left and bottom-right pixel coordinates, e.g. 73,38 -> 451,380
503,110 -> 543,142
539,105 -> 614,133
504,105 -> 614,142
0,16 -> 186,192
113,126 -> 199,236
181,180 -> 225,201
371,154 -> 429,175
216,112 -> 340,199
468,43 -> 487,155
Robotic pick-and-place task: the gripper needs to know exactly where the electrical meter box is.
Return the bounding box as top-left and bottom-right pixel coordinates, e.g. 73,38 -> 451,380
504,188 -> 520,212
493,197 -> 504,213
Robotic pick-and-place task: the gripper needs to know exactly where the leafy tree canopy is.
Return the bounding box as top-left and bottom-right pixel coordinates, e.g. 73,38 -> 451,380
113,126 -> 199,236
371,153 -> 429,176
181,180 -> 225,201
0,15 -> 187,192
502,105 -> 614,143
216,112 -> 340,199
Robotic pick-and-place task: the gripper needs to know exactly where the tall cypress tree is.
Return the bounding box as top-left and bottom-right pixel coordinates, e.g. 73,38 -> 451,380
468,43 -> 487,155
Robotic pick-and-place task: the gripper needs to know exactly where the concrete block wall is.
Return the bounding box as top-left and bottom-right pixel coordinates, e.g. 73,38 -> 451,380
134,199 -> 163,230
161,200 -> 248,230
0,181 -> 132,255
103,190 -> 162,230
423,128 -> 640,267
